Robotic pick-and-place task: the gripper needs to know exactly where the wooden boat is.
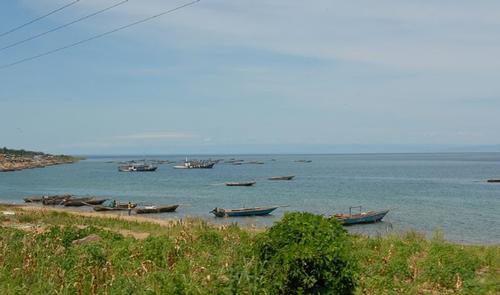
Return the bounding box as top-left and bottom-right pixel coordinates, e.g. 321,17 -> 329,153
225,181 -> 256,187
210,206 -> 280,217
92,205 -> 127,212
23,196 -> 44,203
487,179 -> 500,183
41,195 -> 72,205
246,161 -> 265,165
332,206 -> 389,225
115,203 -> 137,209
268,175 -> 295,181
64,197 -> 107,207
135,205 -> 179,214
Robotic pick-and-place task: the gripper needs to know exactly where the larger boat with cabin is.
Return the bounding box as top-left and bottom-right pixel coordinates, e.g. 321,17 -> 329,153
173,158 -> 216,169
118,163 -> 157,172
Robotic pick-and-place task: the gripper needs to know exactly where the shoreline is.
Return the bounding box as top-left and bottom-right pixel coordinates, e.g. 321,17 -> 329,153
0,154 -> 81,172
1,203 -> 498,293
0,203 -> 264,233
2,203 -> 498,246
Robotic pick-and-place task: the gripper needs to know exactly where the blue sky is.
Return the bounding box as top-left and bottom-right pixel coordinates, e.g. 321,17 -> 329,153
1,0 -> 499,154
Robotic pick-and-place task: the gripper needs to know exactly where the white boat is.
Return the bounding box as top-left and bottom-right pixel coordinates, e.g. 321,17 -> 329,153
173,158 -> 216,169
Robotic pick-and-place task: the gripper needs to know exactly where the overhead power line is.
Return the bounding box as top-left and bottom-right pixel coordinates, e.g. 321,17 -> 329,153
0,0 -> 129,52
0,0 -> 81,38
0,0 -> 200,70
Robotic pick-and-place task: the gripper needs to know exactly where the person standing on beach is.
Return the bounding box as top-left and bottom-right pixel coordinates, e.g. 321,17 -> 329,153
127,201 -> 132,216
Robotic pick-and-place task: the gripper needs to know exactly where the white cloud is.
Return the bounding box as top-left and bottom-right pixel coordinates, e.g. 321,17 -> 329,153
20,0 -> 500,72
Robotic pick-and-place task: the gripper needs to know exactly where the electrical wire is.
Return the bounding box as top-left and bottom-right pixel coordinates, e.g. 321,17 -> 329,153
0,0 -> 200,70
0,0 -> 129,52
0,0 -> 81,38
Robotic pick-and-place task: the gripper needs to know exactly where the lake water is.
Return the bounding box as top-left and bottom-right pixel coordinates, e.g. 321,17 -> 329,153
1,153 -> 499,244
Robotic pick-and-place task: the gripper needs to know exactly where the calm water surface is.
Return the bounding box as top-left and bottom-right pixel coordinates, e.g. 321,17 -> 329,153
1,153 -> 499,244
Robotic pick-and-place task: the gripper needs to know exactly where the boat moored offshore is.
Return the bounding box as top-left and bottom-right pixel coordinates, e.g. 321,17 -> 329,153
118,163 -> 157,172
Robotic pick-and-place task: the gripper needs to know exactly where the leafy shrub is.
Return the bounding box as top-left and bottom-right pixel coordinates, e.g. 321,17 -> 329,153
256,212 -> 357,294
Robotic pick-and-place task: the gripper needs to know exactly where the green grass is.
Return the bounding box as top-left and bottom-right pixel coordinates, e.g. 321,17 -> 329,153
0,207 -> 498,294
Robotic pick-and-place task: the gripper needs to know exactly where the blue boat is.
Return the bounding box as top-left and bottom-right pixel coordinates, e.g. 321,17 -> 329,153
210,206 -> 280,217
333,206 -> 389,225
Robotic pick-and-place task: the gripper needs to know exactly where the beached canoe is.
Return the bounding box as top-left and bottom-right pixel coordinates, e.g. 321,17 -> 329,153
115,203 -> 137,209
92,205 -> 127,212
41,195 -> 72,205
135,205 -> 179,214
210,206 -> 280,217
225,181 -> 256,187
268,175 -> 295,181
64,197 -> 107,207
23,196 -> 44,203
332,207 -> 389,225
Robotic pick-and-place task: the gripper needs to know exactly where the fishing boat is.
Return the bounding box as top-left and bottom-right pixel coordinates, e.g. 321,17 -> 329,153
225,181 -> 256,187
115,202 -> 137,209
294,159 -> 312,163
487,179 -> 500,183
174,158 -> 216,169
23,196 -> 44,203
118,164 -> 157,172
210,206 -> 281,217
268,175 -> 295,181
246,161 -> 265,165
135,205 -> 179,214
63,197 -> 107,207
41,195 -> 72,205
92,205 -> 127,212
332,206 -> 389,225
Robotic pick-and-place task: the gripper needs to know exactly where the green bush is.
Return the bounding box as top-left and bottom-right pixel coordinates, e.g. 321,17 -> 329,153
256,212 -> 357,294
421,233 -> 482,289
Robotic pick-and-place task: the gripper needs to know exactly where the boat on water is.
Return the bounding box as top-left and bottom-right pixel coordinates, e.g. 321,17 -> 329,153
225,181 -> 256,187
294,160 -> 312,163
173,158 -> 216,169
246,161 -> 265,165
135,205 -> 179,214
268,175 -> 295,181
63,197 -> 108,207
487,179 -> 500,183
332,206 -> 389,225
210,206 -> 281,217
118,164 -> 157,172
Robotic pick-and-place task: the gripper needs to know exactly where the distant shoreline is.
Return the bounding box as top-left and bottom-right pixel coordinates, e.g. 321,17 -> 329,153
0,148 -> 81,172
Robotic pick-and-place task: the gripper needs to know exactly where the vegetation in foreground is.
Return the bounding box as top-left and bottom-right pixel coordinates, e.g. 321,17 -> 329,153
0,207 -> 498,294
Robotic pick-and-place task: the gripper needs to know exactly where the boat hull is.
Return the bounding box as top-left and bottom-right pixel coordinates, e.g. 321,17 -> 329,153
63,198 -> 107,207
268,176 -> 295,181
92,205 -> 127,212
225,181 -> 256,187
135,205 -> 179,214
335,210 -> 389,225
211,206 -> 279,217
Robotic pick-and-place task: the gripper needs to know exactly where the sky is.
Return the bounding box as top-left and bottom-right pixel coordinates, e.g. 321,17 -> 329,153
0,0 -> 499,155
